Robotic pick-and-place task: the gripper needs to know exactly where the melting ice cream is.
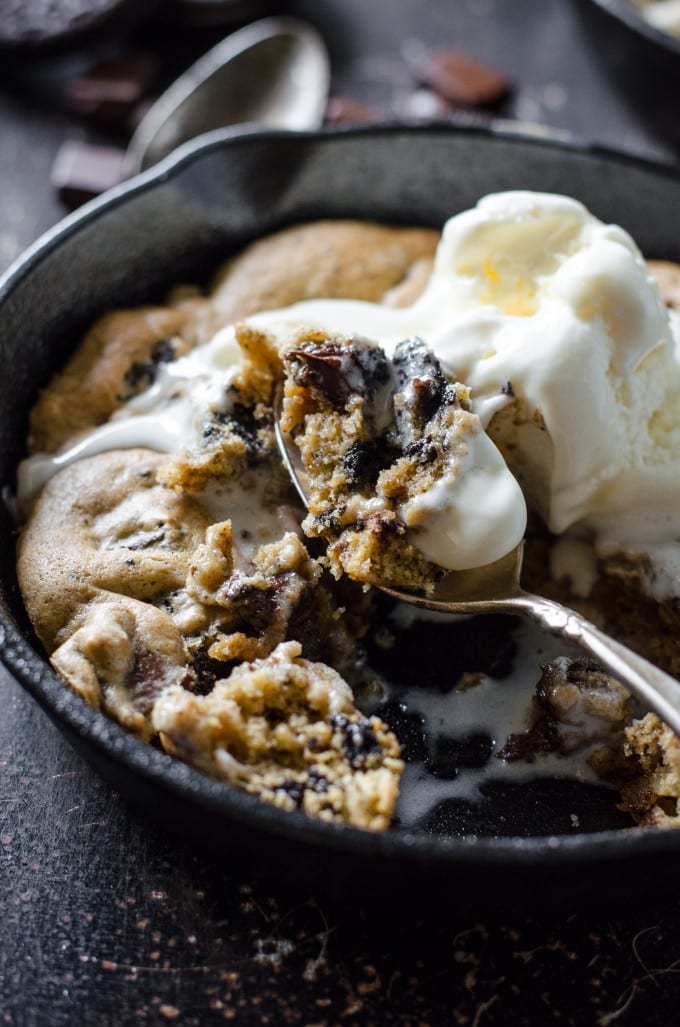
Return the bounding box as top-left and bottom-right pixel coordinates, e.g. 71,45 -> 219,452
18,192 -> 680,589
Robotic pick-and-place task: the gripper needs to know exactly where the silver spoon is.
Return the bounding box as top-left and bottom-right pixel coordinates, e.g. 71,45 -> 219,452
126,17 -> 330,174
274,391 -> 680,736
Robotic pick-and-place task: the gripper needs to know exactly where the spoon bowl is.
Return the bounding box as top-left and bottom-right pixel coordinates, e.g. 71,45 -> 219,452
274,385 -> 680,735
126,17 -> 330,174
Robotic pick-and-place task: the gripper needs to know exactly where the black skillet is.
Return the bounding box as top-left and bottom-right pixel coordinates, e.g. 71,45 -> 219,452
1,124 -> 679,916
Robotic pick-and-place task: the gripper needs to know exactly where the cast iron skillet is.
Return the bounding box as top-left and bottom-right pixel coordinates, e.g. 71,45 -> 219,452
1,124 -> 679,916
573,0 -> 680,149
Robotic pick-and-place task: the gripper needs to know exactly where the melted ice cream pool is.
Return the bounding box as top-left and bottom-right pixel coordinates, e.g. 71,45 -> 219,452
366,613 -> 613,829
18,190 -> 680,590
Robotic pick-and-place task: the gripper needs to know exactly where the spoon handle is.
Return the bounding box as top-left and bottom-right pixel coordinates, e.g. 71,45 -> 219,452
514,591 -> 680,736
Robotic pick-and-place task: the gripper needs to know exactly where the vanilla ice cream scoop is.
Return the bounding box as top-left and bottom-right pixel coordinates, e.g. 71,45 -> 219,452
243,191 -> 680,581
427,192 -> 674,540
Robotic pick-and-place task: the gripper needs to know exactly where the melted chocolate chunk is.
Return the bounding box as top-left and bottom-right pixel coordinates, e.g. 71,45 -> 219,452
219,575 -> 285,634
330,713 -> 381,768
287,340 -> 354,409
392,337 -> 458,444
190,649 -> 236,692
414,375 -> 448,422
342,439 -> 395,490
204,399 -> 268,464
227,401 -> 265,450
401,439 -> 439,465
285,337 -> 392,425
284,585 -> 346,666
497,657 -> 625,762
313,509 -> 342,534
123,338 -> 176,395
277,780 -> 304,808
130,649 -> 167,715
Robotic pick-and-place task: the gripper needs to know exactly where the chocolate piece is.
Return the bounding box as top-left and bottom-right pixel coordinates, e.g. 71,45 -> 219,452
331,713 -> 382,768
218,575 -> 283,634
497,657 -> 632,762
285,337 -> 392,417
420,49 -> 512,108
392,337 -> 458,445
121,338 -> 177,397
66,53 -> 161,134
342,440 -> 388,490
51,141 -> 127,210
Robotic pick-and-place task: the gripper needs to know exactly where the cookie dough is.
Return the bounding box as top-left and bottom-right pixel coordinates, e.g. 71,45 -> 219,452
17,219 -> 440,831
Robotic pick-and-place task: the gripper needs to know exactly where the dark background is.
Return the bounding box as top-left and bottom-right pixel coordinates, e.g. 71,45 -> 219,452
2,1 -> 680,1024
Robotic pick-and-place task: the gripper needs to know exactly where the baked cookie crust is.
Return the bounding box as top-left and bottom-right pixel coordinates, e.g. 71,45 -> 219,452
15,217 -> 680,832
17,219 -> 442,831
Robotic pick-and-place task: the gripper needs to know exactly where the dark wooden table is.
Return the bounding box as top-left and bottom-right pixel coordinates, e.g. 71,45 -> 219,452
2,2 -> 680,1024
